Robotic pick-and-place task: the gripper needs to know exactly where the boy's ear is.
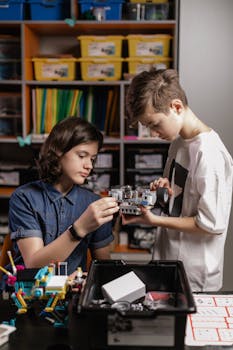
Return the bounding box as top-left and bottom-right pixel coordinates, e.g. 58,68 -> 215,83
170,99 -> 183,114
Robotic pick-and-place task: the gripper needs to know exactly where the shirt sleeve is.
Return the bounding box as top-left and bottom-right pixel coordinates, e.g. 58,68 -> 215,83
88,221 -> 114,249
195,151 -> 233,234
9,189 -> 43,240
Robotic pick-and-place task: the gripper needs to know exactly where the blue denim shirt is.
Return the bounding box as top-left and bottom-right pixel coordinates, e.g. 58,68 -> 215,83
8,180 -> 113,275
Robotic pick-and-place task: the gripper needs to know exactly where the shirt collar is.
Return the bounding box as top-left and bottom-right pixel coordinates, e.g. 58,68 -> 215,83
41,181 -> 77,205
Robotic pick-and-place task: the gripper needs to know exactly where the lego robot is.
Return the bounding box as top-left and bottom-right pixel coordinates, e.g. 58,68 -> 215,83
0,259 -> 84,328
109,185 -> 169,215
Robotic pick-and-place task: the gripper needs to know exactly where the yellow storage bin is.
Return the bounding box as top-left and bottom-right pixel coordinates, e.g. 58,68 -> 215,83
78,35 -> 124,58
32,57 -> 76,81
126,56 -> 172,75
79,57 -> 123,81
127,34 -> 172,57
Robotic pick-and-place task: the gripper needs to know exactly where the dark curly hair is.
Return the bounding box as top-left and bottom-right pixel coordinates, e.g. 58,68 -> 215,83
37,116 -> 103,184
126,68 -> 188,126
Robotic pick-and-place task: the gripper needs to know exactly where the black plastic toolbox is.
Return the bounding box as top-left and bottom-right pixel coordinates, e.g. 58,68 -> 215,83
76,260 -> 196,350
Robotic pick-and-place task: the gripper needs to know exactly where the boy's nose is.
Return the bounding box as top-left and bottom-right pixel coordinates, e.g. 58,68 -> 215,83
150,130 -> 160,137
84,159 -> 93,169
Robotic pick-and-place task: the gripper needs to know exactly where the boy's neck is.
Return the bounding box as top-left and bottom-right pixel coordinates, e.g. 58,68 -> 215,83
180,108 -> 211,139
54,181 -> 74,196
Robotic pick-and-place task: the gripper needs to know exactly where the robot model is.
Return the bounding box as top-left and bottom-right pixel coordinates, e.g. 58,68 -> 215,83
0,258 -> 85,328
109,185 -> 169,215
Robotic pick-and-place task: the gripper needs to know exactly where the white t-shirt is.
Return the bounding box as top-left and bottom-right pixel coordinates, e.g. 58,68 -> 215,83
153,130 -> 233,291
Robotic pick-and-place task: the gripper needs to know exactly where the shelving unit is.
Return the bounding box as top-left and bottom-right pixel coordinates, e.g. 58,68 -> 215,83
0,0 -> 179,257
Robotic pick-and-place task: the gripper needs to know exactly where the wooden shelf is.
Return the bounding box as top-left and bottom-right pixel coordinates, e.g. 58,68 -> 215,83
111,244 -> 152,262
0,187 -> 15,198
24,20 -> 176,36
113,244 -> 148,254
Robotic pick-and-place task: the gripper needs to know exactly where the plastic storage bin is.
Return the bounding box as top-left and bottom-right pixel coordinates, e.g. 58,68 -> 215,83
0,0 -> 25,20
79,57 -> 123,81
78,35 -> 124,57
76,260 -> 196,350
127,34 -> 172,57
126,56 -> 172,75
32,57 -> 76,81
144,2 -> 169,19
0,60 -> 21,80
28,0 -> 70,20
0,36 -> 20,59
0,92 -> 21,117
0,92 -> 21,136
0,117 -> 21,136
78,0 -> 124,20
126,2 -> 169,20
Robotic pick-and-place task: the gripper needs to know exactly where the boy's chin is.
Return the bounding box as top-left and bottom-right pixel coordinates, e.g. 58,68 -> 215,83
73,178 -> 86,186
80,178 -> 88,185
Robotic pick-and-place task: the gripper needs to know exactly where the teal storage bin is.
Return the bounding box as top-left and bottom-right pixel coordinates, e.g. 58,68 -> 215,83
28,0 -> 70,20
0,0 -> 26,20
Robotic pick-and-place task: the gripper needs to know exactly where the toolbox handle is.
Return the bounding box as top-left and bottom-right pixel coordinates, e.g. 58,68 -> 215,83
148,259 -> 176,266
91,259 -> 127,266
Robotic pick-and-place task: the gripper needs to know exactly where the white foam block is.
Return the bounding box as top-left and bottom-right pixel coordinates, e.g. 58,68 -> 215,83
0,324 -> 16,347
101,271 -> 146,304
45,275 -> 68,290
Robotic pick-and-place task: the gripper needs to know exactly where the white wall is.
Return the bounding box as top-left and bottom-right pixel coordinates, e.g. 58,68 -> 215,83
179,0 -> 233,290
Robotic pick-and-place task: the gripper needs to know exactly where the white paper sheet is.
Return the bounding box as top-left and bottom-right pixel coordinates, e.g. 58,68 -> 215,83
185,294 -> 233,346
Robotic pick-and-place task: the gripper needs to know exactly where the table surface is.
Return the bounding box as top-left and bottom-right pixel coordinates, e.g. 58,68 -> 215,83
1,296 -> 233,350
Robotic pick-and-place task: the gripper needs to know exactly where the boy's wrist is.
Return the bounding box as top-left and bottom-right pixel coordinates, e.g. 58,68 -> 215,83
68,224 -> 85,241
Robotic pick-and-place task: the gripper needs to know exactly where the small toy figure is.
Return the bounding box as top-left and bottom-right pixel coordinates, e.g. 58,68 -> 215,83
68,267 -> 86,293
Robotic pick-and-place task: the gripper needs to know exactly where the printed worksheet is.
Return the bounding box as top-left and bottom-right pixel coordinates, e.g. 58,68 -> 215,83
185,294 -> 233,346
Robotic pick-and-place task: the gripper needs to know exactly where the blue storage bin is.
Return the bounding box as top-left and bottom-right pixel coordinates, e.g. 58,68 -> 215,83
28,0 -> 70,20
0,0 -> 25,20
79,0 -> 124,20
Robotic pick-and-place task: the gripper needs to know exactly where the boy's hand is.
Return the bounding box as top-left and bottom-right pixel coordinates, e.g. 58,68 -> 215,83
150,177 -> 173,196
73,197 -> 119,237
121,206 -> 156,226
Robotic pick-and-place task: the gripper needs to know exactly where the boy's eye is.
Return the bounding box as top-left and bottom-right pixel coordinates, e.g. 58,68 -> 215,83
78,154 -> 85,158
77,153 -> 96,164
152,123 -> 159,129
77,152 -> 87,158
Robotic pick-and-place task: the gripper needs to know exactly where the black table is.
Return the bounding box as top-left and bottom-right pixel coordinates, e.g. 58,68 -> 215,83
1,296 -> 233,350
